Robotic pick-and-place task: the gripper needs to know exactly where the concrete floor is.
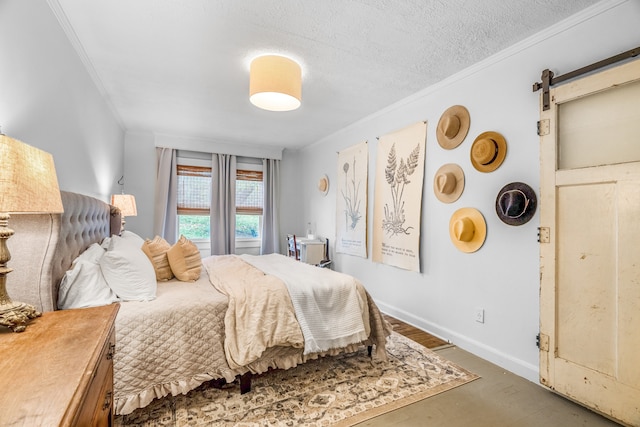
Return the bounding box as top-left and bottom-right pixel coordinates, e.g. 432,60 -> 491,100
359,346 -> 622,427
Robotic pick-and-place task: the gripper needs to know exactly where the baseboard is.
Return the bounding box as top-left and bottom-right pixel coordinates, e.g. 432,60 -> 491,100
378,302 -> 539,384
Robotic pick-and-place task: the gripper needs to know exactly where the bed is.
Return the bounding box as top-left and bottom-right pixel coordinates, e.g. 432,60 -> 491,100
8,191 -> 391,415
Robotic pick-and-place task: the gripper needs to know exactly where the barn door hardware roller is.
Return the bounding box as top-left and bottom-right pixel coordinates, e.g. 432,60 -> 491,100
533,46 -> 640,111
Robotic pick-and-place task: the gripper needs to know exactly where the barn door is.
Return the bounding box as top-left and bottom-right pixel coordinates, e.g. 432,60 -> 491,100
539,58 -> 640,426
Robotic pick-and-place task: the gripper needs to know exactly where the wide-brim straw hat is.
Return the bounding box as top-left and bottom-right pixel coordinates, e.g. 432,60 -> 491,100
495,182 -> 537,226
318,174 -> 329,196
433,163 -> 465,203
436,105 -> 471,149
470,131 -> 507,173
449,207 -> 487,253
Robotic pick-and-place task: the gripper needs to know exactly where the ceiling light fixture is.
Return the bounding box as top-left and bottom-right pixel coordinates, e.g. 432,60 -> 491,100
249,55 -> 301,112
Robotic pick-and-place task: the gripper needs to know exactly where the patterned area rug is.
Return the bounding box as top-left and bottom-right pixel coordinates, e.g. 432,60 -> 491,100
115,333 -> 478,427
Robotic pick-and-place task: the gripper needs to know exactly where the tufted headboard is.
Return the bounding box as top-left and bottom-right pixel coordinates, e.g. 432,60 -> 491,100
7,191 -> 120,312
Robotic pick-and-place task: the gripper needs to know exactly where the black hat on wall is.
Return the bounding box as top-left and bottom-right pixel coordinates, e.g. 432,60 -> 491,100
495,182 -> 537,226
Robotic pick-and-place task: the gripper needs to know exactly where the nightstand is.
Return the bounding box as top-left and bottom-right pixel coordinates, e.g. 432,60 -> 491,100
0,303 -> 119,426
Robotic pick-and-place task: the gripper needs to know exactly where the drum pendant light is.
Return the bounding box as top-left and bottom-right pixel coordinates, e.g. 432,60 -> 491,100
250,55 -> 301,112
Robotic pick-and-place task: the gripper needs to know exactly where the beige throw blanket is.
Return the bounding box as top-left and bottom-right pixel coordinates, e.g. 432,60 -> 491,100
240,254 -> 369,355
204,255 -> 304,369
204,254 -> 370,369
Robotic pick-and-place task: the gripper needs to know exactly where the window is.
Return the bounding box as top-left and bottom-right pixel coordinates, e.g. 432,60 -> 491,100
177,164 -> 211,241
176,159 -> 264,250
236,168 -> 263,240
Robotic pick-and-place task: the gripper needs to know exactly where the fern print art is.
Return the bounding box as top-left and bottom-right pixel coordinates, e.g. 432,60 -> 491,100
382,142 -> 420,236
372,121 -> 426,272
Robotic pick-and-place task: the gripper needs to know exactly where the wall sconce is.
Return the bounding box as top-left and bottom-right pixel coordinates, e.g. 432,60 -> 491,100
0,134 -> 64,332
111,176 -> 137,234
249,55 -> 302,112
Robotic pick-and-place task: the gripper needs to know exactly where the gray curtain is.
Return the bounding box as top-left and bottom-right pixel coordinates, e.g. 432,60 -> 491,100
210,153 -> 237,255
260,158 -> 280,254
153,147 -> 178,244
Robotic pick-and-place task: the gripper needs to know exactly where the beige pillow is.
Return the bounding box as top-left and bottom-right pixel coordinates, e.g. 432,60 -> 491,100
141,236 -> 174,281
167,235 -> 202,282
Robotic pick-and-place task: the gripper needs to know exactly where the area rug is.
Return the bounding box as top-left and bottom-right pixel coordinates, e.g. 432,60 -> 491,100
114,333 -> 478,427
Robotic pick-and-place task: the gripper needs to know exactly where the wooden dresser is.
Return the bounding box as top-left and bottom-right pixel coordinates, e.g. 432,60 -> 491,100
0,304 -> 119,426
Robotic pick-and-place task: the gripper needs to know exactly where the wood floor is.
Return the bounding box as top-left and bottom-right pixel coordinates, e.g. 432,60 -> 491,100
383,314 -> 449,349
375,314 -> 622,427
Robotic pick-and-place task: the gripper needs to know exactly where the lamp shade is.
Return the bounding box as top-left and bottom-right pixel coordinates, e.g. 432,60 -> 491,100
111,194 -> 137,217
249,55 -> 301,112
0,135 -> 63,214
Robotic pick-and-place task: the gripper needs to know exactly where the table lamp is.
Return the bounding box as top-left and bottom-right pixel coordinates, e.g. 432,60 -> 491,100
111,193 -> 137,234
0,134 -> 64,332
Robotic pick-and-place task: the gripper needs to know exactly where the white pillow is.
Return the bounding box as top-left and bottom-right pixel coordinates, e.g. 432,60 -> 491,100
73,243 -> 106,265
100,235 -> 157,301
100,236 -> 112,250
120,230 -> 145,248
58,245 -> 119,309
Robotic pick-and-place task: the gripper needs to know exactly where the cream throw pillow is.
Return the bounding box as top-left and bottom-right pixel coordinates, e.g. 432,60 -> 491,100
141,236 -> 174,281
167,235 -> 202,282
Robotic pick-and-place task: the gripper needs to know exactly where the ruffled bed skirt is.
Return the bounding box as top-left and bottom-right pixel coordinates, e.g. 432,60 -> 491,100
114,340 -> 384,415
115,372 -> 224,415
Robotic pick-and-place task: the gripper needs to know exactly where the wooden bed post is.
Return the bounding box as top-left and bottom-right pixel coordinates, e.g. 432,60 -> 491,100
239,372 -> 252,394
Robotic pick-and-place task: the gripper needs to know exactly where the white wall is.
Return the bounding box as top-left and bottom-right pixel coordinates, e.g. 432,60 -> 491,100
0,1 -> 124,201
123,131 -> 156,236
279,148 -> 304,250
289,0 -> 640,382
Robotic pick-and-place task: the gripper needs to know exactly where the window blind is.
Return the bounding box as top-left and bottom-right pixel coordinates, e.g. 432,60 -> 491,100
177,165 -> 211,215
236,169 -> 263,215
176,165 -> 263,215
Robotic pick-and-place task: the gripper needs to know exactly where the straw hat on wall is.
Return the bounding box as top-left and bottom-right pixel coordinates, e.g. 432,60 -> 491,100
449,207 -> 487,253
436,105 -> 470,149
433,163 -> 465,203
318,174 -> 329,196
470,131 -> 507,173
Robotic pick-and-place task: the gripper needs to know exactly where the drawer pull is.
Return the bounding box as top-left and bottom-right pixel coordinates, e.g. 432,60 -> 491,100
107,344 -> 116,360
102,391 -> 113,411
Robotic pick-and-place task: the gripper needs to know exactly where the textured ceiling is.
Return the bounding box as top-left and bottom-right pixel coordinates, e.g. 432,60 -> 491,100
52,0 -> 599,150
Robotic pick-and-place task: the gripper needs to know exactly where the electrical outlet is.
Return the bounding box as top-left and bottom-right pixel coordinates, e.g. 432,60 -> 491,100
475,308 -> 485,323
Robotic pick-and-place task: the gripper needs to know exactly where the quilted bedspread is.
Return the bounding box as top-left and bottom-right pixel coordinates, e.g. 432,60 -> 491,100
113,255 -> 392,416
113,275 -> 239,415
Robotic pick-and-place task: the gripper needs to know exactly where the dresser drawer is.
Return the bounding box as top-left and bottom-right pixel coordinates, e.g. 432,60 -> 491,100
74,325 -> 116,426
